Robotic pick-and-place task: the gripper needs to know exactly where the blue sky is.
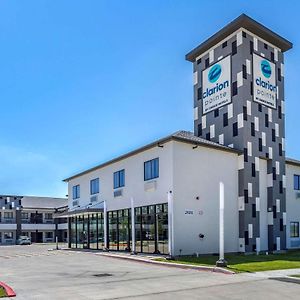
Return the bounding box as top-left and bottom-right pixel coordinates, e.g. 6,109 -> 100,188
0,0 -> 299,197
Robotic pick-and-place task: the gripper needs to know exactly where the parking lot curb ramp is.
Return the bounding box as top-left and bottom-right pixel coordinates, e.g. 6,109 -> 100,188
0,281 -> 16,297
96,252 -> 234,275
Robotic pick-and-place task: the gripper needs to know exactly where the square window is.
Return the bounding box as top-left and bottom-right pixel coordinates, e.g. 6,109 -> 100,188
222,41 -> 227,48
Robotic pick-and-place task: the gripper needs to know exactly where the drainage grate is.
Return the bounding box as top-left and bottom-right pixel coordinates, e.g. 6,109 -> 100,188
93,273 -> 113,277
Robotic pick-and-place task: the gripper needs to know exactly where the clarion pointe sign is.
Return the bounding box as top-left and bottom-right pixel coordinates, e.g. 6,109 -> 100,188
202,51 -> 278,114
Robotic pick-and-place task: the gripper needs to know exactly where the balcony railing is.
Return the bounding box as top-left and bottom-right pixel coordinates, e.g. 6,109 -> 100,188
21,219 -> 54,224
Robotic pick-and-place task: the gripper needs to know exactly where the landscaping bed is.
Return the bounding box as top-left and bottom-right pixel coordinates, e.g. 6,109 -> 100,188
154,250 -> 300,273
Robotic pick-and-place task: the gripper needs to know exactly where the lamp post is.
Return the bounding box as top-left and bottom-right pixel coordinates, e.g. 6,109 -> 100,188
216,182 -> 227,267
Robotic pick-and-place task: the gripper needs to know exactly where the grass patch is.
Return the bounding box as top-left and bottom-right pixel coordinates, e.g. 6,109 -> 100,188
0,287 -> 7,298
291,274 -> 300,278
154,250 -> 300,273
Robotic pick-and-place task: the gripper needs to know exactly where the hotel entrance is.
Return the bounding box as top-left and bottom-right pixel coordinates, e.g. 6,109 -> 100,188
68,203 -> 168,254
135,203 -> 168,254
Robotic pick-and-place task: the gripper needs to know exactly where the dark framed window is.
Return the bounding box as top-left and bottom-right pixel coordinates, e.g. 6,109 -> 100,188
205,58 -> 209,68
252,163 -> 256,177
265,114 -> 269,127
197,123 -> 202,137
243,106 -> 247,121
206,132 -> 210,141
272,129 -> 276,142
290,222 -> 299,238
258,104 -> 262,112
279,143 -> 283,156
250,41 -> 253,54
232,81 -> 238,96
251,122 -> 255,137
114,169 -> 125,189
72,185 -> 80,199
144,158 -> 159,181
223,113 -> 228,127
233,122 -> 238,137
90,178 -> 99,195
232,40 -> 237,55
242,64 -> 247,79
222,41 -> 227,48
278,106 -> 282,119
294,175 -> 300,190
197,87 -> 202,100
214,109 -> 219,118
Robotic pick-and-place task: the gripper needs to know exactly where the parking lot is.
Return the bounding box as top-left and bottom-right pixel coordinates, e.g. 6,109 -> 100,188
0,244 -> 300,299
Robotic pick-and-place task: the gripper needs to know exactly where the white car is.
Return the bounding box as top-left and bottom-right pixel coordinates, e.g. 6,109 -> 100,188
17,236 -> 31,245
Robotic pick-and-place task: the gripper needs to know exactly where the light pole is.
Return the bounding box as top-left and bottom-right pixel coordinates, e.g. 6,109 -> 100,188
216,182 -> 227,267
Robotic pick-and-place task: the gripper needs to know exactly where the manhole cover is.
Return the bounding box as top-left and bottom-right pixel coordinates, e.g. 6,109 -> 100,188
93,273 -> 113,277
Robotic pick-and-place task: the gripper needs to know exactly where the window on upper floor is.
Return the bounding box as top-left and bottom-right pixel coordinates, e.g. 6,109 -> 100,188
290,222 -> 299,238
72,185 -> 80,199
4,212 -> 13,219
90,178 -> 100,195
294,175 -> 300,190
114,169 -> 125,189
144,158 -> 159,181
45,213 -> 53,220
21,212 -> 29,219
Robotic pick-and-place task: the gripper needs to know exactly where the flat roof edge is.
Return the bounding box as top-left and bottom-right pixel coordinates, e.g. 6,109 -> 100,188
186,14 -> 293,62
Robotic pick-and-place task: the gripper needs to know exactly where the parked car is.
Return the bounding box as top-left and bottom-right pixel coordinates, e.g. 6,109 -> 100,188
17,236 -> 31,245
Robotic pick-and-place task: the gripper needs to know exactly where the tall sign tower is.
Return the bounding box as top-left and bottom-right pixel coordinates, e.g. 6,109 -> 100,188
186,14 -> 292,252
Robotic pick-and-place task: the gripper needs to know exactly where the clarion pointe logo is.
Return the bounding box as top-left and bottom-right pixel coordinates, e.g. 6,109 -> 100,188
261,59 -> 272,78
208,64 -> 222,83
203,63 -> 229,99
255,58 -> 276,92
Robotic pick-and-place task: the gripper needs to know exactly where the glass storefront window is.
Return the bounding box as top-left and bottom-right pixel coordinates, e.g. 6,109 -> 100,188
68,204 -> 168,255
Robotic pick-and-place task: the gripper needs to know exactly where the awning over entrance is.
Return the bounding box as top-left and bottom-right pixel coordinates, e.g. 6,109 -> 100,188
54,202 -> 104,218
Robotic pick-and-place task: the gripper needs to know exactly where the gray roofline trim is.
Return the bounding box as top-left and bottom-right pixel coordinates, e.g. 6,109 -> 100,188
63,131 -> 241,182
186,14 -> 293,62
286,158 -> 300,167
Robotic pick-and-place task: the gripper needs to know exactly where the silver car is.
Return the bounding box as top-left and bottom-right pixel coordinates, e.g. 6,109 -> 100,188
17,236 -> 31,245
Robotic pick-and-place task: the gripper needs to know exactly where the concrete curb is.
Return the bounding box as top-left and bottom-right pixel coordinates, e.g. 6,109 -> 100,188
0,281 -> 16,297
95,253 -> 235,275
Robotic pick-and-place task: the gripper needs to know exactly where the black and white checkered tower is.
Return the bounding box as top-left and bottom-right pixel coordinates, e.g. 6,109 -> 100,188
186,14 -> 292,253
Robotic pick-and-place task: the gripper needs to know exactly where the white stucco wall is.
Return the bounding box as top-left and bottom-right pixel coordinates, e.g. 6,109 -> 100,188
286,163 -> 300,249
172,141 -> 239,255
67,142 -> 174,212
